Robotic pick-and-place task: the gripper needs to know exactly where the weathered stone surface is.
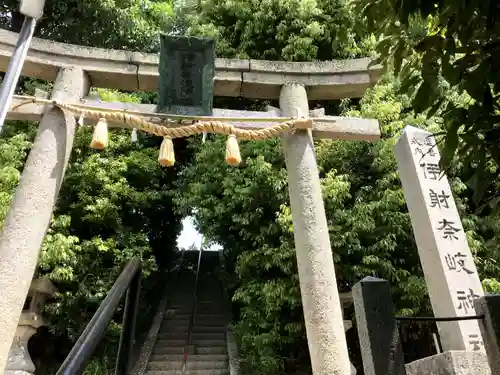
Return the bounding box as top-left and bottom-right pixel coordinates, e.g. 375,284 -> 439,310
0,67 -> 90,371
475,295 -> 500,374
395,126 -> 486,352
29,277 -> 56,296
353,277 -> 406,375
243,59 -> 380,100
5,314 -> 41,375
405,351 -> 490,375
280,83 -> 351,375
0,28 -> 382,99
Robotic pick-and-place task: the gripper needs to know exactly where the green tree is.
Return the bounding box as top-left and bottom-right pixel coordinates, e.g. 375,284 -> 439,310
0,120 -> 36,223
1,0 -> 174,51
184,0 -> 374,60
356,0 -> 500,206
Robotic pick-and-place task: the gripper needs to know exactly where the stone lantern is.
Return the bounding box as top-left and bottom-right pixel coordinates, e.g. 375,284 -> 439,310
5,277 -> 56,375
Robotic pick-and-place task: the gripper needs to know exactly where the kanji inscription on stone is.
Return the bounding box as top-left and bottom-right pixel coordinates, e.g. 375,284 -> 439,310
158,34 -> 215,116
395,126 -> 486,353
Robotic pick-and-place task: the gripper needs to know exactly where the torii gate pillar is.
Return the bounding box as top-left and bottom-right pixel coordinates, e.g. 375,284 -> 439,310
280,83 -> 351,375
0,67 -> 89,372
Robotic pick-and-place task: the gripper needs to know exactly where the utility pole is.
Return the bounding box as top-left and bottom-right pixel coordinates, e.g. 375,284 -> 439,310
0,0 -> 46,132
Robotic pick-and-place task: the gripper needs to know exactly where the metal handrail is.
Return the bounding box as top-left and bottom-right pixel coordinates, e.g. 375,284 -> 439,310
56,257 -> 142,375
395,315 -> 485,322
182,247 -> 204,371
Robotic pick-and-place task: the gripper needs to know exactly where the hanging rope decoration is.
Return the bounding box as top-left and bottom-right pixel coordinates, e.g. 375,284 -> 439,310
159,136 -> 175,167
90,118 -> 108,150
11,95 -> 314,167
131,128 -> 138,143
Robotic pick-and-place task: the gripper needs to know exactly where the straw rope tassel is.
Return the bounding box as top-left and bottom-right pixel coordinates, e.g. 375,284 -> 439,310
159,136 -> 175,167
90,118 -> 108,149
225,134 -> 241,166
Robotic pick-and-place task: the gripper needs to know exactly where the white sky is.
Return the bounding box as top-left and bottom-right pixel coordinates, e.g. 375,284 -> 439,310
176,216 -> 222,251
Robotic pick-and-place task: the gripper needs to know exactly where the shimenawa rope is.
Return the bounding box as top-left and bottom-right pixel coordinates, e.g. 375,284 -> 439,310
10,95 -> 313,166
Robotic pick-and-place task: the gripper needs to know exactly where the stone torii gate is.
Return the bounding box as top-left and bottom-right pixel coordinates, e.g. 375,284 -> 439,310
0,28 -> 381,375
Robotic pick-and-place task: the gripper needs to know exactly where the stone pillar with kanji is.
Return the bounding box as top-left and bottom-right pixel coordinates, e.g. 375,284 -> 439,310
395,125 -> 491,375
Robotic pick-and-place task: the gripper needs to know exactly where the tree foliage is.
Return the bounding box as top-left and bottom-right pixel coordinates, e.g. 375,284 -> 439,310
183,0 -> 374,60
1,0 -> 174,50
355,0 -> 500,207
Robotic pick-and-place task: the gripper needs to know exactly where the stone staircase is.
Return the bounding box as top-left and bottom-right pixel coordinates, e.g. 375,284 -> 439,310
144,251 -> 230,375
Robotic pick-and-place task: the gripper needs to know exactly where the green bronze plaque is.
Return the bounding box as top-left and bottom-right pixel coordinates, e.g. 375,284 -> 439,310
158,34 -> 215,116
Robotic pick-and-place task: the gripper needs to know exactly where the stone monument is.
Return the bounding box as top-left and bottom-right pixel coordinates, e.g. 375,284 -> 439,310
395,125 -> 490,374
353,277 -> 406,375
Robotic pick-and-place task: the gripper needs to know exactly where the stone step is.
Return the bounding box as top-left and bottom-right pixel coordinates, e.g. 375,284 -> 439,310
196,346 -> 228,355
167,308 -> 227,314
162,318 -> 228,326
150,354 -> 228,362
164,312 -> 227,317
148,360 -> 228,370
161,326 -> 227,333
167,302 -> 224,307
165,313 -> 228,320
166,307 -> 227,312
164,315 -> 227,321
161,325 -> 228,332
154,339 -> 186,347
192,338 -> 227,346
160,323 -> 228,333
195,296 -> 224,299
157,332 -> 226,340
160,327 -> 228,335
168,301 -> 222,306
146,370 -> 228,375
161,322 -> 229,332
167,316 -> 226,322
167,301 -> 222,304
168,301 -> 224,306
153,346 -> 193,355
153,346 -> 227,355
172,300 -> 225,303
164,311 -> 227,317
161,321 -> 228,327
155,339 -> 226,348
